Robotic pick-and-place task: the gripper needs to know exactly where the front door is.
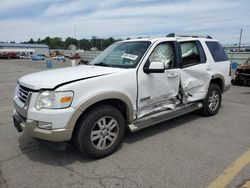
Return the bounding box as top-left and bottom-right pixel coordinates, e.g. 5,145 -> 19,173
137,41 -> 180,118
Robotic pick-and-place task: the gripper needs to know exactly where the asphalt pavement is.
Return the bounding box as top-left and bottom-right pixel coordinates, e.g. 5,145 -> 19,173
0,59 -> 249,188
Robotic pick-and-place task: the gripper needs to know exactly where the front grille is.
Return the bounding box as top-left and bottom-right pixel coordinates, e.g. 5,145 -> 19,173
18,85 -> 32,104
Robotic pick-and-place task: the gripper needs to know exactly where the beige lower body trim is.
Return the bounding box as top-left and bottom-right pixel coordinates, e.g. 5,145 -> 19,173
15,112 -> 73,142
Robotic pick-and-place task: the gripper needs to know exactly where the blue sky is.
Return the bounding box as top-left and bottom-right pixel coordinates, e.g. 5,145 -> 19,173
0,0 -> 249,44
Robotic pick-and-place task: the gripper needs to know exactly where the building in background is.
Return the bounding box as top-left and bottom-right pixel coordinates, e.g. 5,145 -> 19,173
0,43 -> 49,57
68,44 -> 77,50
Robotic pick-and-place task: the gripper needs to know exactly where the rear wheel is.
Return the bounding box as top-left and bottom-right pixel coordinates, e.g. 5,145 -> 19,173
74,105 -> 125,158
201,84 -> 222,116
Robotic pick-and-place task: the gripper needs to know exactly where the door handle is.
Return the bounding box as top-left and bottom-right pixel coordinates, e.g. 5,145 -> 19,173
140,96 -> 150,102
167,73 -> 178,78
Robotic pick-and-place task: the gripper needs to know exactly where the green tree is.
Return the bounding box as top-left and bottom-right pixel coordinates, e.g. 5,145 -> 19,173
50,37 -> 64,49
79,39 -> 91,50
23,36 -> 120,50
41,37 -> 51,47
90,36 -> 98,48
103,37 -> 116,49
65,37 -> 78,49
28,38 -> 34,44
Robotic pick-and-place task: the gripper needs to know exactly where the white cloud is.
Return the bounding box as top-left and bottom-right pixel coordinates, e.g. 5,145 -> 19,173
84,0 -> 238,19
0,0 -> 61,12
43,0 -> 128,16
43,1 -> 86,16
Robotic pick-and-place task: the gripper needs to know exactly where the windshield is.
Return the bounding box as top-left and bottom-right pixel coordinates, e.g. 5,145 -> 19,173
89,41 -> 151,68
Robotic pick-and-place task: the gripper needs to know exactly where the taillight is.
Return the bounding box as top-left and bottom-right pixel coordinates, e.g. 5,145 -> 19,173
229,64 -> 231,76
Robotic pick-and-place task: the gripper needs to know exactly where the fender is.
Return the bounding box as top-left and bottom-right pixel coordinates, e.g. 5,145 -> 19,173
211,73 -> 225,91
65,91 -> 135,131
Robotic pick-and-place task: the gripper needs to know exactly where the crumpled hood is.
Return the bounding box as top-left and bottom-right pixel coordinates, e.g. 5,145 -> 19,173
18,65 -> 119,90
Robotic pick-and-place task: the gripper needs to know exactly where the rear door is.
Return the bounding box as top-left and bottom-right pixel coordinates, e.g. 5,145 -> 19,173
178,40 -> 212,103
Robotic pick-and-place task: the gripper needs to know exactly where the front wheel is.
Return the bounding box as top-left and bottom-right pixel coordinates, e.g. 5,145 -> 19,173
201,84 -> 222,116
74,105 -> 125,158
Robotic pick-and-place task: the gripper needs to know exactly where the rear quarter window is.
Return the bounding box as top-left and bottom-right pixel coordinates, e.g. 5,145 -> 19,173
206,41 -> 228,62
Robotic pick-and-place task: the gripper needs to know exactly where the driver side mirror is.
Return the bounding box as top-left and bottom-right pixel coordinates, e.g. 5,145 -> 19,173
144,61 -> 165,74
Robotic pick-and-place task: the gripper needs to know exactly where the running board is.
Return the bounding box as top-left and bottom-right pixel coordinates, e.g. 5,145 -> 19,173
128,103 -> 202,132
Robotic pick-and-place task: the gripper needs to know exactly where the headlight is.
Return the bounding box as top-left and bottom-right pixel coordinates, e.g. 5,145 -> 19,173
35,91 -> 73,110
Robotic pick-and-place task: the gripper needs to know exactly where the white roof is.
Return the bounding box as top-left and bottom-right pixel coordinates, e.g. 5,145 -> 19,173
119,36 -> 218,43
119,37 -> 173,43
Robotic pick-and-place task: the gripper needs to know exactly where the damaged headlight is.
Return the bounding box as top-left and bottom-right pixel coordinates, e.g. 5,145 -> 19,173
35,91 -> 73,110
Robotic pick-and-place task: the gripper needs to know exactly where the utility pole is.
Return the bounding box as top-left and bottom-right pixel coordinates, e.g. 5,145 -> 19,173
239,28 -> 242,52
74,25 -> 80,50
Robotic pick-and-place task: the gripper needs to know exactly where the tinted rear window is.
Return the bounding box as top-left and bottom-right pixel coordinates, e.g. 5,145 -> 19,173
206,41 -> 228,62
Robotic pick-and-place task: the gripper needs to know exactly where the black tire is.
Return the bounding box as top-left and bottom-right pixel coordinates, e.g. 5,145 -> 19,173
74,105 -> 125,158
201,84 -> 222,116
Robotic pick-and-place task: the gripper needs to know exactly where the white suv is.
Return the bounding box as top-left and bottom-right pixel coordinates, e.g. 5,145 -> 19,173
13,35 -> 231,158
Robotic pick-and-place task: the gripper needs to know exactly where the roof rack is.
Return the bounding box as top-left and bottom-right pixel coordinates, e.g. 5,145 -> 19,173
166,33 -> 213,39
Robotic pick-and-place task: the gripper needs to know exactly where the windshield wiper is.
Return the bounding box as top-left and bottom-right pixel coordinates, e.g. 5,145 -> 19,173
93,62 -> 111,67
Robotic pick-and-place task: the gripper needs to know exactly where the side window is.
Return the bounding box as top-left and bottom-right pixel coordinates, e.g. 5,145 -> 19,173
149,42 -> 175,69
180,41 -> 201,67
206,41 -> 228,62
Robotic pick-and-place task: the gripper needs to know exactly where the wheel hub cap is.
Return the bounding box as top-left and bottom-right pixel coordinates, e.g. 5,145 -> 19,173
90,116 -> 119,150
208,90 -> 219,111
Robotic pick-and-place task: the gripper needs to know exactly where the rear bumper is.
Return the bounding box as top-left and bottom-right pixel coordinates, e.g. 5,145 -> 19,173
13,110 -> 73,142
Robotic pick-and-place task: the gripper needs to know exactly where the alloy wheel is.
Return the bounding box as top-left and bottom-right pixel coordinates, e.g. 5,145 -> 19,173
90,116 -> 119,150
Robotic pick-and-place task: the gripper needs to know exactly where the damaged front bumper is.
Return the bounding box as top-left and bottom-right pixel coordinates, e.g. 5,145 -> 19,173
13,110 -> 73,142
